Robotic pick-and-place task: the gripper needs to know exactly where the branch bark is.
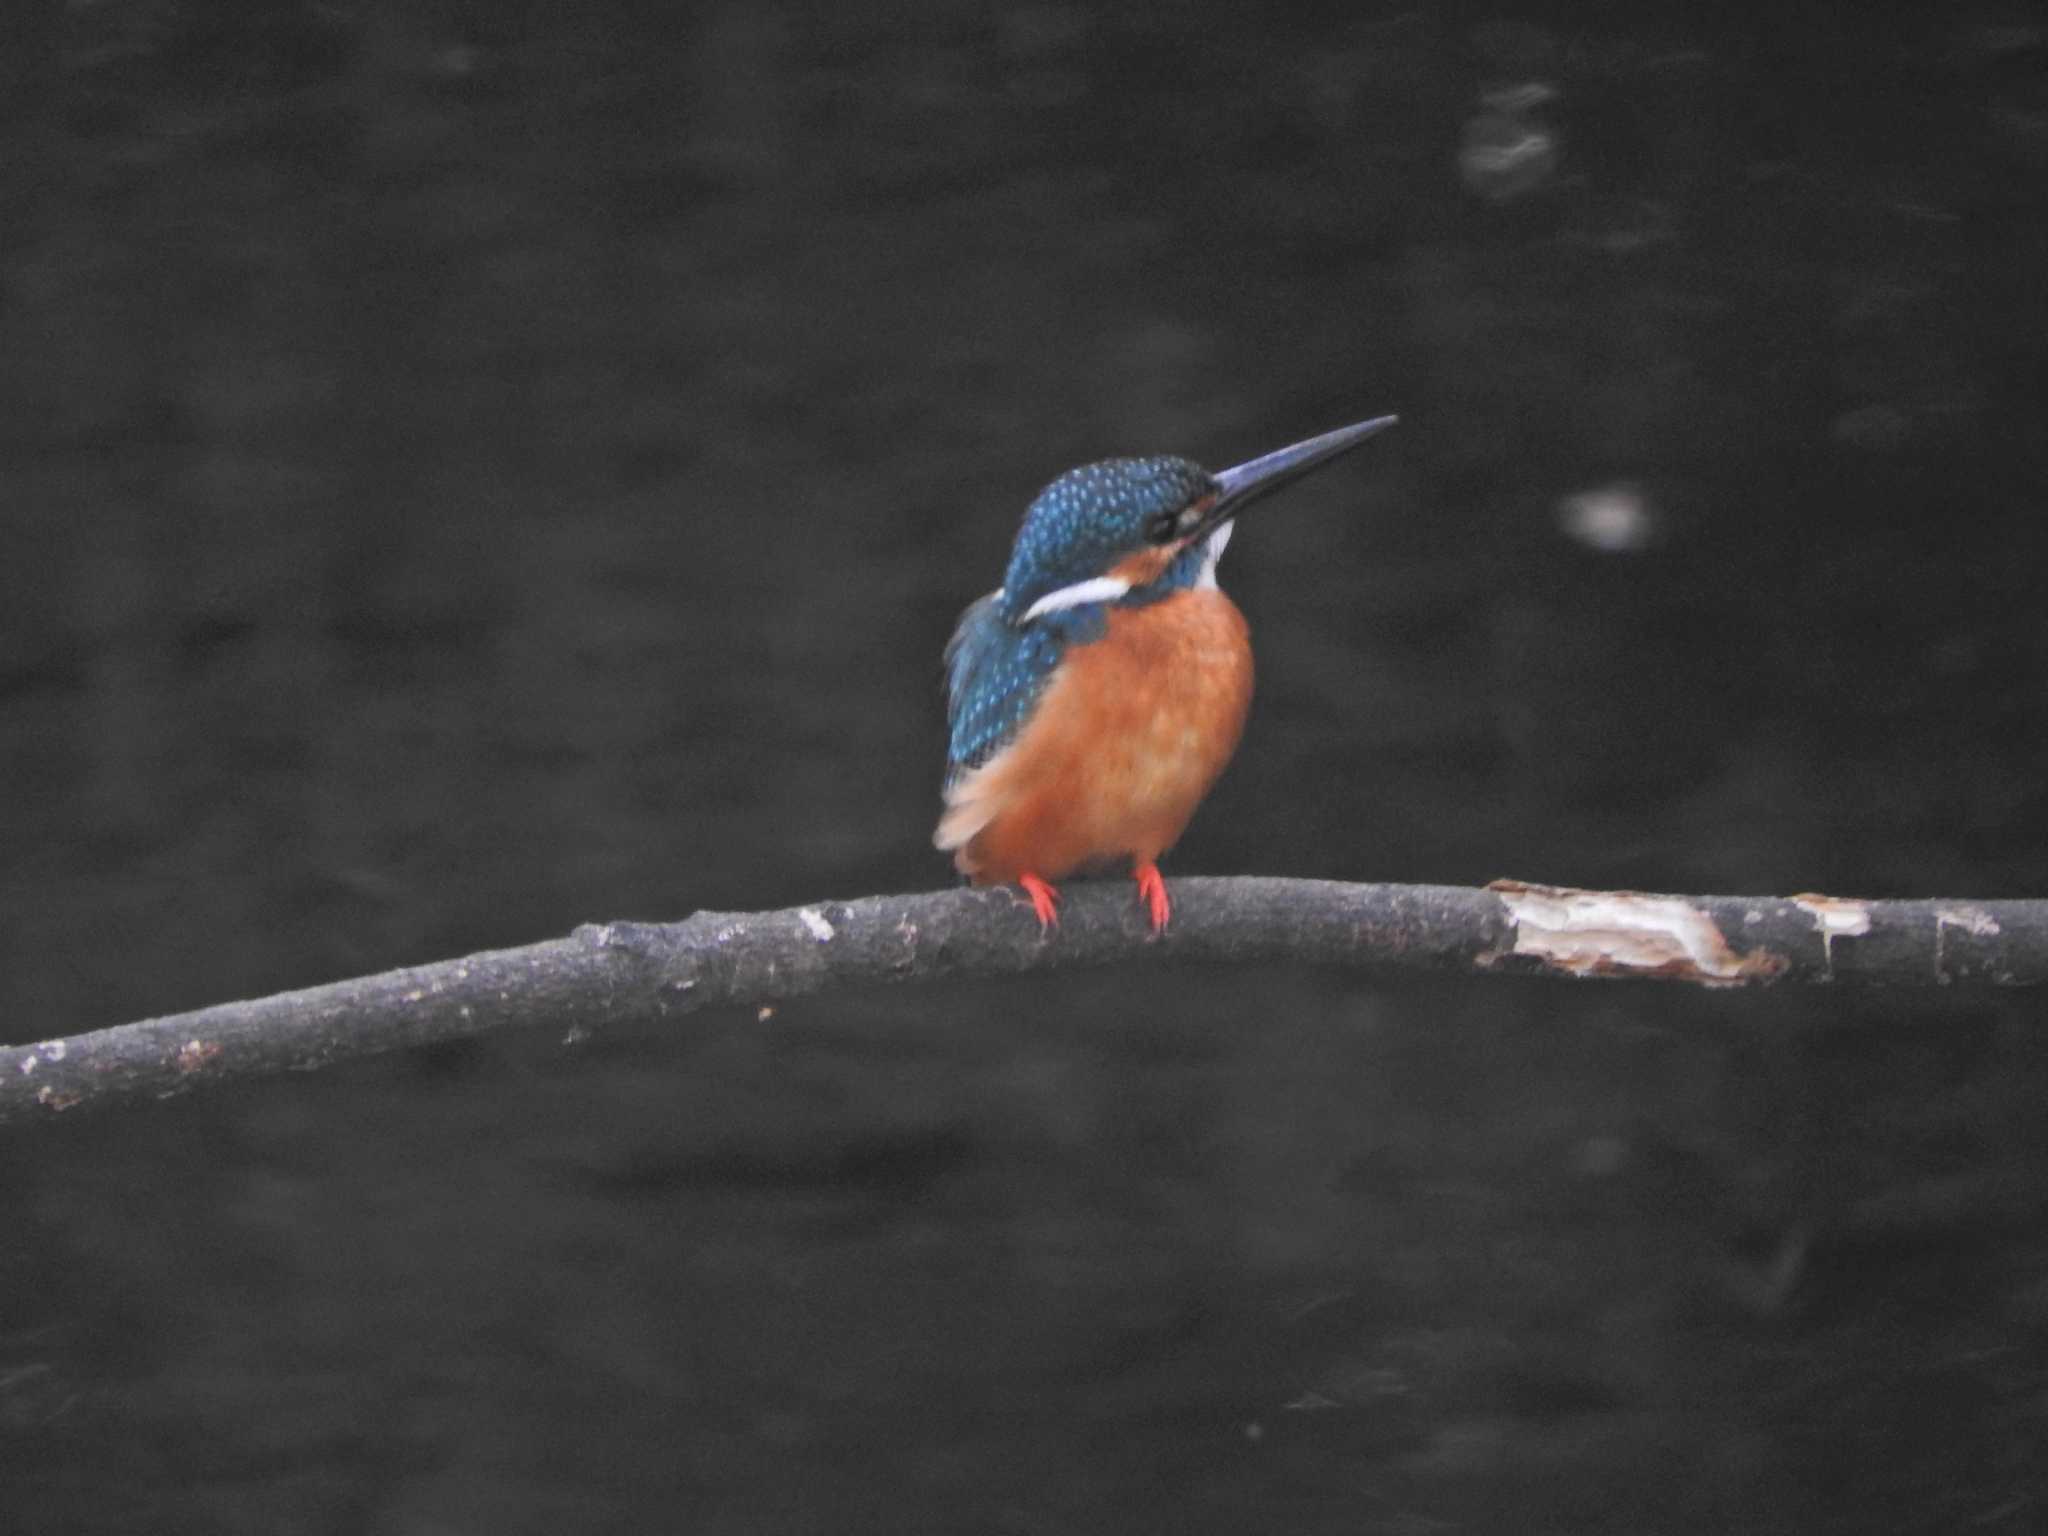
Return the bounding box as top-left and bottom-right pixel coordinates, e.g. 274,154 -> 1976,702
4,878 -> 2042,1125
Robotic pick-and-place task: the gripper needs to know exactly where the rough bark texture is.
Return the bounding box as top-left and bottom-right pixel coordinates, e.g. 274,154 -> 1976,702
4,879 -> 2043,1124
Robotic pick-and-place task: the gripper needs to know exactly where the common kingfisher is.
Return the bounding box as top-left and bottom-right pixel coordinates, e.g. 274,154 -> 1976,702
935,415 -> 1397,933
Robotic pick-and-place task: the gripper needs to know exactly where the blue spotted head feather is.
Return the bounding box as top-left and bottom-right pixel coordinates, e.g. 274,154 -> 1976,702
998,456 -> 1215,623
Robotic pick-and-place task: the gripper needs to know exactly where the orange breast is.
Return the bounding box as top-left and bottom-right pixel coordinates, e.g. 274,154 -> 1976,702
936,591 -> 1253,885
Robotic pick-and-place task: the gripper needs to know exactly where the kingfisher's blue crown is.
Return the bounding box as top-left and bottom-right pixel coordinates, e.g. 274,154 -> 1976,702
998,456 -> 1215,622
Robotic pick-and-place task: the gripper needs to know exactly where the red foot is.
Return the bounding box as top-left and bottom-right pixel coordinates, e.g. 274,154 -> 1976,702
1017,872 -> 1062,930
1133,860 -> 1171,934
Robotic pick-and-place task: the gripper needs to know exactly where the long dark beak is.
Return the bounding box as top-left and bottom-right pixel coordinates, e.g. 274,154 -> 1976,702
1198,414 -> 1398,538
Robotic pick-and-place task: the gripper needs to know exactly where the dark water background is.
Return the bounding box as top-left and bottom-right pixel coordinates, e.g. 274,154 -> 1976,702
5,3 -> 2048,1531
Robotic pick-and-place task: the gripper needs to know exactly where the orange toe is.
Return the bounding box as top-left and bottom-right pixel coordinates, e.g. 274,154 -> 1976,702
1018,872 -> 1061,930
1133,860 -> 1170,934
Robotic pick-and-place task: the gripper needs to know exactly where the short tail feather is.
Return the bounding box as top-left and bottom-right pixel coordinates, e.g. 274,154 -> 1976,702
933,765 -> 997,860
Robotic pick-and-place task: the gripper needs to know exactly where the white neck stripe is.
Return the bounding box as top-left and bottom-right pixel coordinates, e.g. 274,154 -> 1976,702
1020,575 -> 1133,622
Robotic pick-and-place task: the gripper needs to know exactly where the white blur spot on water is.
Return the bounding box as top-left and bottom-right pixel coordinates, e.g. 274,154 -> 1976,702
1557,482 -> 1657,552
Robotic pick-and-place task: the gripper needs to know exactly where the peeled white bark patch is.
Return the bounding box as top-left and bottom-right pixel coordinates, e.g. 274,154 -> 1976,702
1491,881 -> 1786,986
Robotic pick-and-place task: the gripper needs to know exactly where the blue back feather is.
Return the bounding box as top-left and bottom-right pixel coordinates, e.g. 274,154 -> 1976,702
944,595 -> 1104,781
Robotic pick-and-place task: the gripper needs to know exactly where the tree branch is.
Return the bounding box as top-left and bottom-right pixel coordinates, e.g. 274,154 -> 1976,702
4,878 -> 2042,1125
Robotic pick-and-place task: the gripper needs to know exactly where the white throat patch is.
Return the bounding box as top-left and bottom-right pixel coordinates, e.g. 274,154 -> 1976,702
1195,520 -> 1234,588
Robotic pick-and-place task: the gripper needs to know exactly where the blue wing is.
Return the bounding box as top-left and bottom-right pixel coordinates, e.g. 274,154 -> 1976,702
943,592 -> 1104,784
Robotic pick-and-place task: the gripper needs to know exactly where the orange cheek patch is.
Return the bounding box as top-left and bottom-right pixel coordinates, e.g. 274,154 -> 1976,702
1109,545 -> 1180,587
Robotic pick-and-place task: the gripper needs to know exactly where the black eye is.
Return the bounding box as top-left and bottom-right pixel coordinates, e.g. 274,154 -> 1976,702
1143,508 -> 1181,545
